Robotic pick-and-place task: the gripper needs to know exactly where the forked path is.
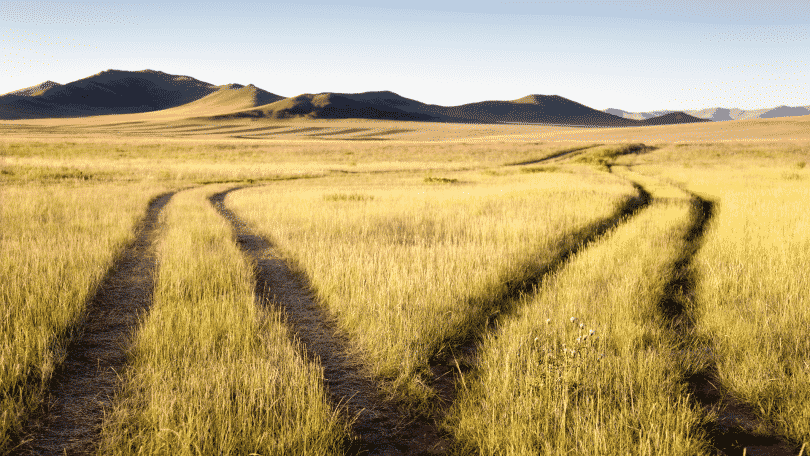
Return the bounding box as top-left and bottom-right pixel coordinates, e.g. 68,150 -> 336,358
657,190 -> 800,456
427,181 -> 652,409
210,189 -> 449,456
15,192 -> 175,456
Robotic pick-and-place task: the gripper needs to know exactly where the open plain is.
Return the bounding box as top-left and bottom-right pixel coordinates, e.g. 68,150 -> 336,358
2,110 -> 810,456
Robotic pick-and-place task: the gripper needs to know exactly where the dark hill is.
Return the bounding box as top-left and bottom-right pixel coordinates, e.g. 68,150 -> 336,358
761,105 -> 810,118
0,69 -> 723,126
3,80 -> 62,97
0,69 -> 219,119
214,91 -> 647,126
637,111 -> 711,126
438,94 -> 639,126
160,83 -> 284,116
208,92 -> 437,121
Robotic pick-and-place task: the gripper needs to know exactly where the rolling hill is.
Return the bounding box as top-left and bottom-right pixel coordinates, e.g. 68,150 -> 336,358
206,92 -> 437,121
2,80 -> 62,97
0,69 -> 219,119
605,105 -> 810,121
211,91 -> 707,127
1,68 -> 712,126
156,83 -> 284,116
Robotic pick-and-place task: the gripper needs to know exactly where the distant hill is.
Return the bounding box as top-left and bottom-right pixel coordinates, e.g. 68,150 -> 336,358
212,91 -> 707,127
2,80 -> 62,97
439,94 -> 642,126
604,105 -> 810,121
0,69 -> 219,119
207,92 -> 438,121
636,112 -> 708,126
158,83 -> 284,116
0,68 -> 714,126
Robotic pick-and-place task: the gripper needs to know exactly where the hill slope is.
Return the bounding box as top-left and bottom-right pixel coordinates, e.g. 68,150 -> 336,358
0,69 -> 219,119
207,92 -> 438,121
2,80 -> 62,97
439,94 -> 641,126
0,68 -> 714,126
157,83 -> 284,116
636,111 -> 709,126
605,105 -> 810,121
212,91 -> 709,127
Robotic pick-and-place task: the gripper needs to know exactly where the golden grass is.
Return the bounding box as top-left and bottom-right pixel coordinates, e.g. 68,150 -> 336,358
447,188 -> 710,455
2,138 -> 614,183
4,119 -> 810,452
225,169 -> 637,400
2,111 -> 805,144
0,181 -> 169,451
99,185 -> 347,455
631,153 -> 810,445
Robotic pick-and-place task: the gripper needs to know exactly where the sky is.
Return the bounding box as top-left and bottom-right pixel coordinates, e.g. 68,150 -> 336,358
1,0 -> 808,112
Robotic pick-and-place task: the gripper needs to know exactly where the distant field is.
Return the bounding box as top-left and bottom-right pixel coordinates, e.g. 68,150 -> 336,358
1,116 -> 809,455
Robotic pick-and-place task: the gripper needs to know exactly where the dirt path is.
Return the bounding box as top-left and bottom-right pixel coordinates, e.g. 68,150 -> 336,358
656,192 -> 801,456
427,181 -> 652,414
508,145 -> 599,166
210,189 -> 449,456
14,192 -> 175,456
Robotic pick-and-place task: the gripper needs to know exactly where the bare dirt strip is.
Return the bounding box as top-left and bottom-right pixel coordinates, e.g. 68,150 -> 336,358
426,181 -> 653,419
210,189 -> 450,456
507,144 -> 601,166
656,191 -> 801,456
13,192 -> 175,456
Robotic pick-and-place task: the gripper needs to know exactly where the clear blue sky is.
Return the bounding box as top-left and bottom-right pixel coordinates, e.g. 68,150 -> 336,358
2,1 -> 808,111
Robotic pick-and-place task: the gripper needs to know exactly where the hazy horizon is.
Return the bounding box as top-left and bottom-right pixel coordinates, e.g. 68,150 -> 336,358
2,1 -> 808,112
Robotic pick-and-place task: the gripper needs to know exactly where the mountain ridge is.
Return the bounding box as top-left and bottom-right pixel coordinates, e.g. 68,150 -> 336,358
0,69 -> 713,126
605,105 -> 810,121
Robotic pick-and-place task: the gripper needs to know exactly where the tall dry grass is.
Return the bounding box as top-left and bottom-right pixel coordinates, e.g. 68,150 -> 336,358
448,190 -> 710,455
226,169 -> 637,401
98,185 -> 347,455
636,158 -> 810,444
0,181 -> 168,452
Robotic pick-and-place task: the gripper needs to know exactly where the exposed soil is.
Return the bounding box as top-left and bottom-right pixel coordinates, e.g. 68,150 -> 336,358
657,194 -> 802,456
427,182 -> 653,411
13,191 -> 175,456
508,145 -> 600,166
210,189 -> 450,456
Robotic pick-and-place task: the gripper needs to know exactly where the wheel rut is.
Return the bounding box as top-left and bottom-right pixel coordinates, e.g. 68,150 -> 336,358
210,189 -> 449,456
656,191 -> 801,456
508,145 -> 600,166
427,181 -> 653,423
13,191 -> 175,456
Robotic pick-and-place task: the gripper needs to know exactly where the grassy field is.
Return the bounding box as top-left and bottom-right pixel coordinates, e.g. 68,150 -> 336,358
0,178 -> 169,450
225,169 -> 638,401
1,117 -> 809,454
446,178 -> 710,455
628,146 -> 810,445
98,185 -> 347,455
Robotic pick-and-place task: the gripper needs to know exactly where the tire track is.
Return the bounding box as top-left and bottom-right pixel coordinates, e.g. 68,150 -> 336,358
655,189 -> 801,456
507,144 -> 601,166
427,180 -> 652,417
13,191 -> 175,456
210,189 -> 449,456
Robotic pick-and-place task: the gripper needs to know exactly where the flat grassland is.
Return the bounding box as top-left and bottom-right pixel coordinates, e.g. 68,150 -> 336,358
1,115 -> 809,455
